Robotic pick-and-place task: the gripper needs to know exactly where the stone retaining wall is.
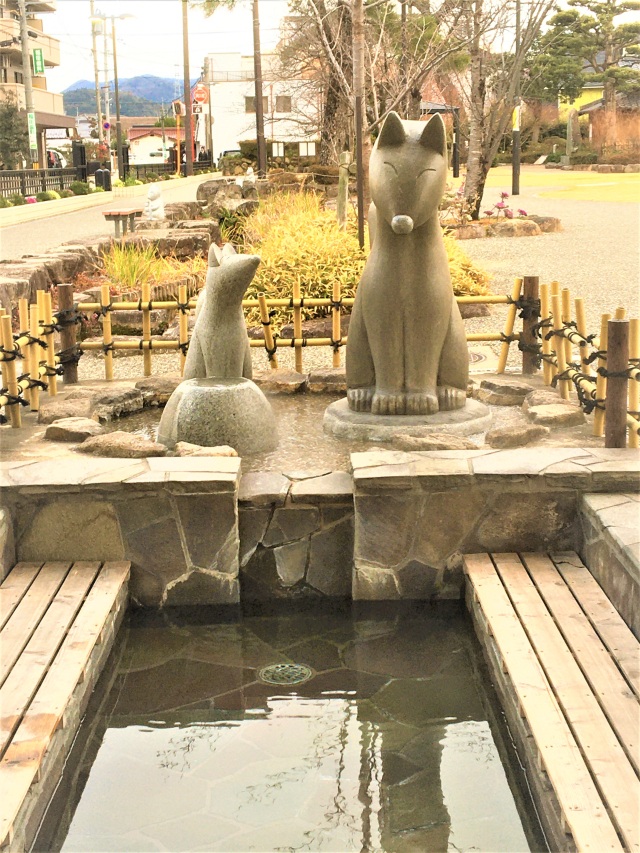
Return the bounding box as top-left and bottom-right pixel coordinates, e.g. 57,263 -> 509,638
2,449 -> 637,609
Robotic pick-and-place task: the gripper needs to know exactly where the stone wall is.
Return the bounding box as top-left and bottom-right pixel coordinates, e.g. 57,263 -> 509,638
579,493 -> 640,639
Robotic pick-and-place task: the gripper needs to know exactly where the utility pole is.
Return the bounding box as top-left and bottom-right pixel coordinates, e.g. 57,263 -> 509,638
103,19 -> 111,149
511,0 -> 521,196
181,0 -> 194,176
252,0 -> 267,176
353,0 -> 365,250
111,18 -> 124,179
17,0 -> 38,165
90,0 -> 104,143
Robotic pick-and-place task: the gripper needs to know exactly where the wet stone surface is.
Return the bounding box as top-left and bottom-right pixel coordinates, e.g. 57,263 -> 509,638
36,605 -> 546,853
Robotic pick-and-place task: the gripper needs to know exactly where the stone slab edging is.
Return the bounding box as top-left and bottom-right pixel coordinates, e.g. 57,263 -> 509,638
579,492 -> 640,639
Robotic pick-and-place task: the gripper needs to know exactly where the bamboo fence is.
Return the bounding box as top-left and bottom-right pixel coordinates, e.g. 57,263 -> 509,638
1,278 -> 638,447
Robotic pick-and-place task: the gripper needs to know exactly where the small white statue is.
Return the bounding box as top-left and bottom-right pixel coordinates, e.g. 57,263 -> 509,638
144,183 -> 165,220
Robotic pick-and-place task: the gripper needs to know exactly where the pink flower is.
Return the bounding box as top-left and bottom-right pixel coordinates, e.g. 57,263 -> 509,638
501,191 -> 509,199
483,210 -> 493,216
518,208 -> 527,216
26,196 -> 37,203
505,208 -> 514,219
496,202 -> 506,209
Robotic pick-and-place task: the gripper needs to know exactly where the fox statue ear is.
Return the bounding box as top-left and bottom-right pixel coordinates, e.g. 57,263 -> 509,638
376,111 -> 406,148
420,114 -> 447,157
208,243 -> 223,268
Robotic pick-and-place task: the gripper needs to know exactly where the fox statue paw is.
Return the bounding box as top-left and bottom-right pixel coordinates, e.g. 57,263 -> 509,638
347,387 -> 374,412
437,385 -> 466,411
404,391 -> 439,415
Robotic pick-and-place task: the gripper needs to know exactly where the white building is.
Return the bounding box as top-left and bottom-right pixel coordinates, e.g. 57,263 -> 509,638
202,51 -> 320,162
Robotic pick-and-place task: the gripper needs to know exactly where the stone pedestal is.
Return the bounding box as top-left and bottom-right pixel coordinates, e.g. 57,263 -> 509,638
158,378 -> 278,455
323,397 -> 491,441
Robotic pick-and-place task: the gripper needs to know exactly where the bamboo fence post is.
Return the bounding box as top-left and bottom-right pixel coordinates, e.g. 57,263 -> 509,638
57,283 -> 78,384
337,151 -> 351,231
28,302 -> 42,411
141,281 -> 152,377
521,275 -> 540,375
550,291 -> 571,400
629,319 -> 639,449
332,278 -> 342,368
604,319 -> 629,448
561,287 -> 573,380
1,314 -> 21,427
293,277 -> 303,374
575,297 -> 591,378
615,306 -> 626,320
539,283 -> 553,386
593,313 -> 610,437
178,283 -> 189,375
37,290 -> 49,394
497,277 -> 522,374
18,297 -> 30,405
0,308 -> 8,417
258,293 -> 278,369
42,292 -> 57,396
101,284 -> 113,381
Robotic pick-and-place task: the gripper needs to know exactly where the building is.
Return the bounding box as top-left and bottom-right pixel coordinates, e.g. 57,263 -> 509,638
202,51 -> 320,162
0,0 -> 74,165
128,124 -> 184,165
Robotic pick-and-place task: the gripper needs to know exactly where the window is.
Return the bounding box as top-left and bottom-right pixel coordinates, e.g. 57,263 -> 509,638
272,141 -> 284,157
0,69 -> 6,84
14,71 -> 23,84
245,96 -> 268,114
275,95 -> 291,113
299,141 -> 316,157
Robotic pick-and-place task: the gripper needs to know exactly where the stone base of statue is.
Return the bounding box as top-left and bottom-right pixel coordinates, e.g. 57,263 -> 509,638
158,378 -> 277,454
323,397 -> 491,442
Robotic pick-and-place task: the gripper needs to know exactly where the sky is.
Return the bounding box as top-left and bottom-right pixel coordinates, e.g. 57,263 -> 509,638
43,0 -> 290,93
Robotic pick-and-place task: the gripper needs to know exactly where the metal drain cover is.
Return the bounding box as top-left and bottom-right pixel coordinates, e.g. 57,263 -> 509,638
258,663 -> 314,685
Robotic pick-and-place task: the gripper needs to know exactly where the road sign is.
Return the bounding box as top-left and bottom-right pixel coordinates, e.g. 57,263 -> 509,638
192,85 -> 209,105
103,121 -> 111,130
192,104 -> 203,114
32,48 -> 44,75
27,111 -> 37,152
172,100 -> 186,117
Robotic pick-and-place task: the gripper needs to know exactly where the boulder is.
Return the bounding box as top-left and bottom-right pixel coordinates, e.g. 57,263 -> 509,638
164,201 -> 202,220
522,389 -> 565,412
135,376 -> 182,406
253,369 -> 308,394
486,219 -> 541,238
78,431 -> 167,457
527,215 -> 562,233
485,424 -> 550,448
38,397 -> 95,424
86,387 -> 144,420
527,403 -> 586,427
174,441 -> 238,457
475,376 -> 539,406
170,219 -> 221,243
123,230 -> 210,258
44,417 -> 105,442
196,180 -> 237,205
103,309 -> 167,335
307,367 -> 347,393
390,433 -> 479,451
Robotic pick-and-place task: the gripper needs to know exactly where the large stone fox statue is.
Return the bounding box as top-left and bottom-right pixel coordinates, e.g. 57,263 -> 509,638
183,242 -> 258,380
346,112 -> 468,415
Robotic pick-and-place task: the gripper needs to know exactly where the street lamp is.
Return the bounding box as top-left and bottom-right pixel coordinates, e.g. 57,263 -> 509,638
90,11 -> 133,180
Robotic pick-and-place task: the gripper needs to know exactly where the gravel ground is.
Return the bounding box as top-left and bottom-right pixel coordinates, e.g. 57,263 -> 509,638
78,186 -> 639,382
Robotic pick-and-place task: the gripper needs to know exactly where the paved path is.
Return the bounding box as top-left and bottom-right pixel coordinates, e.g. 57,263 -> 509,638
0,174 -> 218,261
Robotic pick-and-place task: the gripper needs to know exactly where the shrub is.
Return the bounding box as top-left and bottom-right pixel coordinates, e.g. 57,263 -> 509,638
102,243 -> 162,291
233,191 -> 490,330
59,189 -> 74,198
144,172 -> 160,182
92,186 -> 105,192
0,197 -> 13,208
35,190 -> 60,202
8,193 -> 25,206
308,165 -> 340,184
69,181 -> 91,195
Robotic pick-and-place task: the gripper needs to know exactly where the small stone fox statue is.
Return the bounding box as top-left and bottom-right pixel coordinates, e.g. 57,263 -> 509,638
183,242 -> 258,380
346,112 -> 468,415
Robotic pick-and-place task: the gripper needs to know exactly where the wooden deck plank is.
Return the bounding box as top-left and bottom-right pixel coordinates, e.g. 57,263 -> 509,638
522,552 -> 640,777
464,553 -> 623,852
0,564 -> 42,631
0,564 -> 70,689
0,562 -> 101,760
493,553 -> 639,852
0,561 -> 129,849
552,551 -> 640,699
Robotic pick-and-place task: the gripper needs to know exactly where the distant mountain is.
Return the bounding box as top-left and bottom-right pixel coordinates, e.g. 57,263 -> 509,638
63,75 -> 199,104
63,88 -> 162,117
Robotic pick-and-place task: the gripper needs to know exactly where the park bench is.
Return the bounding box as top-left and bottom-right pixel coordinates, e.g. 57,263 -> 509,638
0,560 -> 130,852
102,207 -> 144,238
464,551 -> 639,853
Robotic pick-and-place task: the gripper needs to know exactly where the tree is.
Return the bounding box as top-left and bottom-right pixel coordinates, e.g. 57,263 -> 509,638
543,0 -> 640,148
0,96 -> 29,169
455,0 -> 556,218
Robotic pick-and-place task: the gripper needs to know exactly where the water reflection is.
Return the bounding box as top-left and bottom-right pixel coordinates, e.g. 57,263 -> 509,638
38,608 -> 545,852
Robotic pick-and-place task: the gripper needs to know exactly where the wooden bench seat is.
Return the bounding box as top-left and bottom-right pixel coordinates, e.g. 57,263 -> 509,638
102,207 -> 144,237
0,561 -> 129,852
464,551 -> 639,853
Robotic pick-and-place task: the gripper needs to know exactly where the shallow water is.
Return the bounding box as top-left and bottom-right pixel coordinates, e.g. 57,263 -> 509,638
36,605 -> 546,852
